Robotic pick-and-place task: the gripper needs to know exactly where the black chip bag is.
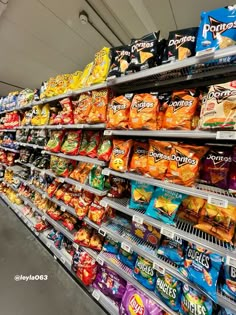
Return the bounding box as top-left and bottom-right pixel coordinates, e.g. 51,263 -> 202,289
127,32 -> 159,72
108,45 -> 131,77
166,27 -> 198,62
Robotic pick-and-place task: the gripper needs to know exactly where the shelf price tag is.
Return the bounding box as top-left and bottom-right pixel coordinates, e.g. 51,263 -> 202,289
42,215 -> 46,221
96,256 -> 104,266
98,228 -> 106,237
60,257 -> 66,264
132,215 -> 144,225
104,130 -> 112,136
226,256 -> 236,268
61,206 -> 66,212
92,290 -> 100,301
102,168 -> 109,176
196,48 -> 215,58
47,242 -> 51,249
207,195 -> 228,208
121,242 -> 132,253
216,131 -> 236,140
74,243 -> 79,250
161,227 -> 174,239
35,232 -> 39,237
76,184 -> 82,190
54,255 -> 57,261
58,178 -> 64,183
153,262 -> 165,275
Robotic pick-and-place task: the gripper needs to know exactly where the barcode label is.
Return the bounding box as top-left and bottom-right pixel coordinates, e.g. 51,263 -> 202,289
226,256 -> 236,268
153,262 -> 165,274
121,242 -> 132,253
207,196 -> 228,208
92,290 -> 100,301
216,131 -> 236,140
161,227 -> 174,239
132,215 -> 144,225
96,256 -> 104,266
98,228 -> 106,237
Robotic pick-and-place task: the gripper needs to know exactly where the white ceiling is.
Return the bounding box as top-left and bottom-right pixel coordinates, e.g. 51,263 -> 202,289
0,0 -> 233,96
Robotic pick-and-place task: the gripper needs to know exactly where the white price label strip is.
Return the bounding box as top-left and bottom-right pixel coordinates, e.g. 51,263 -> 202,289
60,257 -> 66,264
207,196 -> 228,209
121,242 -> 132,253
153,262 -> 165,275
92,290 -> 100,301
216,131 -> 236,140
47,242 -> 51,249
98,228 -> 106,237
132,215 -> 144,225
226,256 -> 236,268
74,243 -> 79,250
96,256 -> 104,266
76,184 -> 82,190
161,227 -> 174,239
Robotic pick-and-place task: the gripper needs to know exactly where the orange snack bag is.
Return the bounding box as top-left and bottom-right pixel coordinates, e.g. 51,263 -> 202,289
109,139 -> 133,172
177,196 -> 206,223
147,140 -> 172,180
162,89 -> 199,130
129,141 -> 149,174
166,144 -> 208,187
73,93 -> 92,124
129,93 -> 159,130
107,94 -> 133,129
87,88 -> 108,124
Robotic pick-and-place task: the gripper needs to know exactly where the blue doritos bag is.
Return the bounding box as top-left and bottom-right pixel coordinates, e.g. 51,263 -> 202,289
179,243 -> 223,303
196,5 -> 236,52
221,264 -> 236,300
129,180 -> 154,211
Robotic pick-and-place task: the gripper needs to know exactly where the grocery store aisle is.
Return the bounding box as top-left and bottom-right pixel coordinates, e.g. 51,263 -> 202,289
0,200 -> 107,315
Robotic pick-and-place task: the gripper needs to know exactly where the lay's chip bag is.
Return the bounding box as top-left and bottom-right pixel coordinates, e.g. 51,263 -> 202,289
155,272 -> 182,311
179,244 -> 223,302
180,284 -> 213,315
129,181 -> 154,211
107,94 -> 133,129
196,5 -> 236,52
108,45 -> 131,77
147,140 -> 172,180
129,93 -> 159,130
130,141 -> 149,174
145,187 -> 187,225
163,89 -> 199,130
221,264 -> 236,300
133,256 -> 157,291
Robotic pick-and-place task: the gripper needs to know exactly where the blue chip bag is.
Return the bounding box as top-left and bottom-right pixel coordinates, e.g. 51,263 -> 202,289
196,5 -> 236,52
179,243 -> 223,302
117,248 -> 137,269
218,307 -> 235,315
155,272 -> 182,311
221,264 -> 236,300
180,284 -> 213,315
103,235 -> 120,254
145,187 -> 187,225
133,255 -> 156,291
129,180 -> 154,211
157,236 -> 186,266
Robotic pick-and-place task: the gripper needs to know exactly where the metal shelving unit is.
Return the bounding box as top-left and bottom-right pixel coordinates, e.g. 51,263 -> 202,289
0,146 -> 19,153
16,123 -> 106,130
0,129 -> 17,132
15,142 -> 44,150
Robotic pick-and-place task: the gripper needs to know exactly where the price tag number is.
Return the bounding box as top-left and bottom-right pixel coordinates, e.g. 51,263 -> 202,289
161,227 -> 174,239
207,196 -> 228,208
96,256 -> 104,266
132,215 -> 144,225
153,262 -> 165,275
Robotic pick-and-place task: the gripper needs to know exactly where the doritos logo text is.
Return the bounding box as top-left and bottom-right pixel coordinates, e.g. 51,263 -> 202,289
206,154 -> 232,164
110,103 -> 127,114
149,148 -> 170,163
171,149 -> 196,167
132,101 -> 154,112
169,35 -> 196,48
113,148 -> 125,156
207,85 -> 236,102
203,17 -> 236,39
131,41 -> 154,53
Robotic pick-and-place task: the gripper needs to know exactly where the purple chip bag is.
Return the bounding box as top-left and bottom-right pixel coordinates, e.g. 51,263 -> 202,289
119,283 -> 162,315
200,148 -> 232,189
93,265 -> 126,302
229,147 -> 236,193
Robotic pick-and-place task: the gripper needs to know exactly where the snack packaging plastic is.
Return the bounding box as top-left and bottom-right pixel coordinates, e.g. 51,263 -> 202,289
89,230 -> 103,251
87,89 -> 108,124
157,236 -> 186,266
45,130 -> 65,153
117,248 -> 137,269
131,221 -> 161,246
107,94 -> 133,129
73,93 -> 92,124
108,45 -> 131,77
129,181 -> 154,211
88,201 -> 106,225
229,146 -> 236,193
133,256 -> 156,291
129,93 -> 159,130
74,226 -> 92,247
61,130 -> 82,155
87,47 -> 110,85
177,196 -> 206,224
221,264 -> 236,300
97,137 -> 112,162
106,176 -> 129,198
103,236 -> 120,254
85,131 -> 101,158
89,166 -> 105,190
76,251 -> 97,286
129,141 -> 149,174
59,98 -> 74,125
109,139 -> 133,172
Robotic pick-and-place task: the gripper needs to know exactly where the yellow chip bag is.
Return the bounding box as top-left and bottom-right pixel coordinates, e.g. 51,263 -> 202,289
68,70 -> 83,91
40,104 -> 50,125
87,47 -> 110,85
178,196 -> 206,223
31,105 -> 42,126
77,62 -> 94,89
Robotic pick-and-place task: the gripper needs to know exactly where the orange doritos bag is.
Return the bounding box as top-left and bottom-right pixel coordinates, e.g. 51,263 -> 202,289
87,88 -> 108,124
163,89 -> 199,130
107,94 -> 133,129
129,93 -> 159,130
109,139 -> 133,172
129,141 -> 149,174
166,144 -> 208,187
73,93 -> 92,124
177,196 -> 206,223
147,140 -> 172,180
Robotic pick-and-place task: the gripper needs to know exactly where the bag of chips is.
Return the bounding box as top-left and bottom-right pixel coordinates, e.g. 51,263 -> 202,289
166,28 -> 198,62
157,236 -> 186,266
131,221 -> 161,246
40,104 -> 50,125
59,98 -> 74,125
166,144 -> 208,187
74,191 -> 94,220
179,243 -> 223,302
107,94 -> 132,129
129,180 -> 154,211
221,264 -> 236,300
54,158 -> 75,177
133,256 -> 156,291
45,130 -> 65,153
106,176 -> 129,198
76,251 -> 97,286
147,140 -> 172,180
177,196 -> 206,224
163,90 -> 199,130
196,6 -> 236,52
103,236 -> 120,254
88,201 -> 106,225
128,32 -> 159,72
146,187 -> 187,225
73,93 -> 92,124
89,166 -> 105,190
85,131 -> 101,158
77,62 -> 94,89
157,92 -> 171,130
155,272 -> 182,311
180,284 -> 213,315
87,47 -> 110,85
129,93 -> 159,130
195,202 -> 236,243
87,89 -> 109,124
74,226 -> 92,247
117,248 -> 137,269
199,81 -> 236,130
89,230 -> 103,251
129,141 -> 149,174
61,130 -> 82,155
229,146 -> 236,193
200,147 -> 232,189
109,139 -> 133,172
108,45 -> 131,77
97,137 -> 112,162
